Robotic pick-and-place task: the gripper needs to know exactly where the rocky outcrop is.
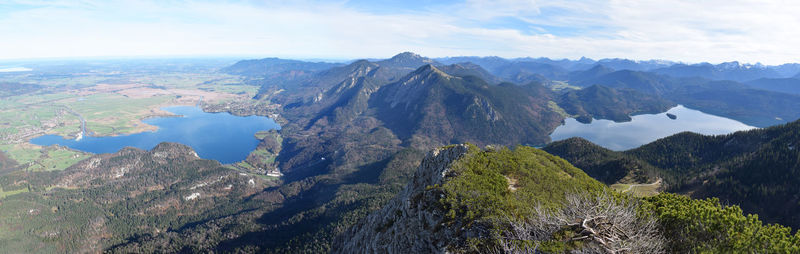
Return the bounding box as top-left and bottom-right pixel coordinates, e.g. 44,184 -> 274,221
332,144 -> 470,253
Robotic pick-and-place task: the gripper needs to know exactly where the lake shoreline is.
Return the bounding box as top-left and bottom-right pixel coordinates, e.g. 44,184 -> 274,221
29,106 -> 280,164
549,105 -> 757,151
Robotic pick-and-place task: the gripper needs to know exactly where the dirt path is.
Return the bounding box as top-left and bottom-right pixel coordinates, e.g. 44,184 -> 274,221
622,178 -> 662,193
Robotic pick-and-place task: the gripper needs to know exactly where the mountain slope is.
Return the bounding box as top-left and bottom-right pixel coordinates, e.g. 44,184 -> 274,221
215,53 -> 716,252
573,70 -> 677,96
371,64 -> 563,147
543,137 -> 661,185
0,143 -> 275,253
333,144 -> 606,253
436,62 -> 504,84
558,85 -> 676,122
335,144 -> 800,253
745,77 -> 800,95
546,120 -> 800,229
567,64 -> 614,84
493,61 -> 569,83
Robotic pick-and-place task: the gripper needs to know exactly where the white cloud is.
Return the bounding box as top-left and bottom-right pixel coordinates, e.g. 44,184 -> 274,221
0,0 -> 799,64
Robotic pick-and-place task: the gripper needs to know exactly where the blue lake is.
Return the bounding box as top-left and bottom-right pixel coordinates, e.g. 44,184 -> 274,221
31,106 -> 280,164
549,105 -> 756,151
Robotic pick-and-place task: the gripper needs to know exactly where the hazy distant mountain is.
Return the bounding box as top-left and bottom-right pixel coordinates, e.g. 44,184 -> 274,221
493,61 -> 570,82
435,62 -> 504,84
771,63 -> 800,78
434,56 -> 513,73
601,58 -> 675,71
567,64 -> 615,84
375,52 -> 439,71
745,78 -> 800,95
222,57 -> 342,77
515,56 -> 598,71
573,70 -> 677,96
652,61 -> 785,82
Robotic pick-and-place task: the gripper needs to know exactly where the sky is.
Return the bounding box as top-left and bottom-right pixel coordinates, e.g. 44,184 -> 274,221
1,0 -> 800,64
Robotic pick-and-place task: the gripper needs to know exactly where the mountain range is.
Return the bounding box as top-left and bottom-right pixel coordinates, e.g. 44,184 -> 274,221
214,52 -> 800,251
5,51 -> 800,252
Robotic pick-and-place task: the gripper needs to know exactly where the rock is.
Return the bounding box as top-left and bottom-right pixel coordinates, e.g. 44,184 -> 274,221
666,113 -> 677,120
332,144 -> 469,254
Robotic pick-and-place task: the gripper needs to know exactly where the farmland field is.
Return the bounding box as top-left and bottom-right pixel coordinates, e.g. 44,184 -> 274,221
0,60 -> 269,173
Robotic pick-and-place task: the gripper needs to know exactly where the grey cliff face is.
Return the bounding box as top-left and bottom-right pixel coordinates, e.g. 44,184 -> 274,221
332,145 -> 470,254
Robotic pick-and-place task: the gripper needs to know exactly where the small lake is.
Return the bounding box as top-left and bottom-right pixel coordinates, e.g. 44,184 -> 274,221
549,105 -> 756,151
31,106 -> 280,164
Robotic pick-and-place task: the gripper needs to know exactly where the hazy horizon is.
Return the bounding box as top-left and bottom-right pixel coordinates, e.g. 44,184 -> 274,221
2,1 -> 800,65
0,52 -> 795,67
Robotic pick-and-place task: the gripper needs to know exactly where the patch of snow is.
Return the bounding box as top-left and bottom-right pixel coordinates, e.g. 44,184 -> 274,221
184,192 -> 200,201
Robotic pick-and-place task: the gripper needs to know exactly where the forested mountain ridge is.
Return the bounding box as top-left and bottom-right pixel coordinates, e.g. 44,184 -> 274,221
333,144 -> 609,253
216,52 -> 694,251
0,143 -> 276,253
10,51 -> 800,253
125,53 -> 800,252
557,84 -> 675,123
335,144 -> 800,253
545,119 -> 800,229
745,77 -> 800,95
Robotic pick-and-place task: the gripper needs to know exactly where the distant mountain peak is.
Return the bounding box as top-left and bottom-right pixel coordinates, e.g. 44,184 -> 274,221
378,52 -> 438,69
389,51 -> 427,61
